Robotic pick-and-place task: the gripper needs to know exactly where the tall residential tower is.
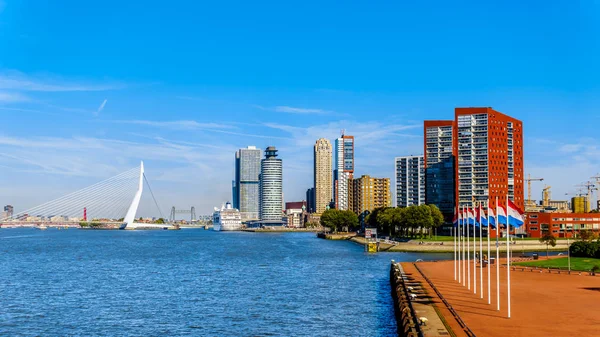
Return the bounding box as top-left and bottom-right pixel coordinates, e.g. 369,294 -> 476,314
334,133 -> 354,210
454,107 -> 524,210
395,155 -> 425,207
424,120 -> 455,219
314,138 -> 333,214
234,146 -> 262,220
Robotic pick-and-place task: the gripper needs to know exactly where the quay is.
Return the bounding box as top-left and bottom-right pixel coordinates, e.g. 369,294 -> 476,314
353,236 -> 568,253
392,259 -> 600,336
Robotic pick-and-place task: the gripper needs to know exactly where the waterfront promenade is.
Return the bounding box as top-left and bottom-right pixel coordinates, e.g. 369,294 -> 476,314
404,259 -> 600,336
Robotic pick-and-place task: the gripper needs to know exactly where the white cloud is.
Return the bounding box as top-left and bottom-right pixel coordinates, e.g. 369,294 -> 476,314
274,106 -> 330,114
0,91 -> 29,102
95,99 -> 107,115
0,70 -> 124,92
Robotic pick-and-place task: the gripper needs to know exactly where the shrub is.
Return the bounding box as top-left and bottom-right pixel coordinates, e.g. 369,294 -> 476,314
592,265 -> 600,273
570,241 -> 589,257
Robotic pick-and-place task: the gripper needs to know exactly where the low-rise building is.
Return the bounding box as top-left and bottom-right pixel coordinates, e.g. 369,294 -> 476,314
525,211 -> 600,238
285,201 -> 306,228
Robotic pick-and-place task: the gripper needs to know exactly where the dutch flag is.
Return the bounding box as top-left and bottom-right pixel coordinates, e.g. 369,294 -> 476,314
487,205 -> 496,228
507,199 -> 525,227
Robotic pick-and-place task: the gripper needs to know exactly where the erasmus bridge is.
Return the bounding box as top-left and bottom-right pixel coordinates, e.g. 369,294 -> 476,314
0,161 -> 171,229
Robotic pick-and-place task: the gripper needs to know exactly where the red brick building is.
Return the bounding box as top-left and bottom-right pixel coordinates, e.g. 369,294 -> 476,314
454,107 -> 524,211
525,212 -> 600,238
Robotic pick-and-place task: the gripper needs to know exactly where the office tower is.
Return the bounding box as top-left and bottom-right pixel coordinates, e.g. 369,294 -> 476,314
314,138 -> 333,214
306,188 -> 315,213
234,146 -> 262,220
424,120 -> 456,219
334,133 -> 354,210
455,107 -> 524,209
348,175 -> 391,215
395,155 -> 425,207
259,146 -> 283,221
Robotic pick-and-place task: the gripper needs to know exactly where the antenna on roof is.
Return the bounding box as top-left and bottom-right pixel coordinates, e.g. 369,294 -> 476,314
341,129 -> 345,136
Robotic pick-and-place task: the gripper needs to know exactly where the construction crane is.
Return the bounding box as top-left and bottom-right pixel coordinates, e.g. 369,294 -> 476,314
591,174 -> 600,210
525,174 -> 544,208
575,181 -> 597,213
542,185 -> 551,207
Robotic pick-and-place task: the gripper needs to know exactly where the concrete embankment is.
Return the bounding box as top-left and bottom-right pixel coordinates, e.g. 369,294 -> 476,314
390,261 -> 453,336
351,236 -> 567,253
316,232 -> 357,240
243,228 -> 322,233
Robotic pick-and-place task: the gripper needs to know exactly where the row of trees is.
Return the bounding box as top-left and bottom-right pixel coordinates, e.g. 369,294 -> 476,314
320,209 -> 359,232
366,204 -> 444,238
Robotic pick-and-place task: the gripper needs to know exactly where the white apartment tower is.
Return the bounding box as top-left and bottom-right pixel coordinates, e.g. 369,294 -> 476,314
395,155 -> 425,207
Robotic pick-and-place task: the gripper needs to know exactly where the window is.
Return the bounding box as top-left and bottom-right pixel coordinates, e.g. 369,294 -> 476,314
529,227 -> 538,231
529,214 -> 538,219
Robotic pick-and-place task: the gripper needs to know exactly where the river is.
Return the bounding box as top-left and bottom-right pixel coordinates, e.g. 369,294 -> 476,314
0,229 -> 450,336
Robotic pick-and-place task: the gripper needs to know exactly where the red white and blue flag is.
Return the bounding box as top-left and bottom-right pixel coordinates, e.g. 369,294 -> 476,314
507,199 -> 525,227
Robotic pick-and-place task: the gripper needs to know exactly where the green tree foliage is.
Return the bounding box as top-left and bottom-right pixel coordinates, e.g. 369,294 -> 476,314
570,240 -> 600,258
155,218 -> 165,224
579,230 -> 597,242
320,209 -> 359,233
539,233 -> 557,258
366,205 -> 444,238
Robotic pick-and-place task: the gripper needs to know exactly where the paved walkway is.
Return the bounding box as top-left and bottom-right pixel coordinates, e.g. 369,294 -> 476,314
410,259 -> 600,337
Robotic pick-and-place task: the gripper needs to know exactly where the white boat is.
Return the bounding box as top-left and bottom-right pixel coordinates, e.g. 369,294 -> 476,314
212,202 -> 242,231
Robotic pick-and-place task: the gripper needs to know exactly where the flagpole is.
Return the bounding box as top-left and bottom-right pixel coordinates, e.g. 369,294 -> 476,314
454,208 -> 457,281
487,200 -> 491,305
458,209 -> 462,284
507,195 -> 511,319
467,206 -> 470,290
473,203 -> 476,295
462,206 -> 466,287
496,196 -> 500,311
479,203 -> 483,299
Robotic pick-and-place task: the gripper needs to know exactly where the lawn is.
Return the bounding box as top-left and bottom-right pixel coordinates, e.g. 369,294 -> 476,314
514,257 -> 600,271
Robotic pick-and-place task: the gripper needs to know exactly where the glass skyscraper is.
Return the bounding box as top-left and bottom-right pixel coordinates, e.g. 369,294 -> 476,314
234,146 -> 262,220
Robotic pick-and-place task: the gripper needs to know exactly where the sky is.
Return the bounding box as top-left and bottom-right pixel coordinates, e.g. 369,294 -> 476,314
0,1 -> 599,217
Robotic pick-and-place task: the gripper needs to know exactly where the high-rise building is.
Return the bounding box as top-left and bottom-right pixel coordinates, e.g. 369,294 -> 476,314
348,175 -> 391,215
259,146 -> 283,221
314,138 -> 333,214
454,107 -> 524,210
306,188 -> 315,213
234,146 -> 261,220
334,133 -> 354,210
395,155 -> 425,207
424,120 -> 456,219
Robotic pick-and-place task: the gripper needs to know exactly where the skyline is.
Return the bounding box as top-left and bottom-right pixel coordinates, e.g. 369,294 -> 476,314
1,1 -> 600,215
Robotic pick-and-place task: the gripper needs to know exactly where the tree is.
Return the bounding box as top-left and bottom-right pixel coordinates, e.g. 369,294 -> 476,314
539,233 -> 557,258
320,209 -> 359,233
579,230 -> 597,242
427,204 -> 444,238
377,207 -> 394,236
155,218 -> 165,224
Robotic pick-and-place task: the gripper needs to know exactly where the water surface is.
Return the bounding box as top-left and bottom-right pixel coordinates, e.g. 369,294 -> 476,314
0,229 -> 450,336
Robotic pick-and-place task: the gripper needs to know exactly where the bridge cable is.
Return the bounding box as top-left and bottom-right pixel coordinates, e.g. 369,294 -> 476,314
143,173 -> 165,220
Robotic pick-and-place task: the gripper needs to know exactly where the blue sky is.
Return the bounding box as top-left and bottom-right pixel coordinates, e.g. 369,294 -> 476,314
0,1 -> 599,216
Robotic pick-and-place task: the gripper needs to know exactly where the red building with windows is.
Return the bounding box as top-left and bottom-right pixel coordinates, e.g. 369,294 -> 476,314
525,212 -> 600,238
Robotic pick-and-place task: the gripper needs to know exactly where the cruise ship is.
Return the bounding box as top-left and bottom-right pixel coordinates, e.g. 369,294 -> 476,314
212,202 -> 242,231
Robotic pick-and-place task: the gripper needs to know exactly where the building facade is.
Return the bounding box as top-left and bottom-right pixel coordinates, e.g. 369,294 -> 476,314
334,133 -> 354,210
314,138 -> 333,214
306,188 -> 315,214
2,205 -> 13,219
525,211 -> 600,238
234,146 -> 262,220
349,175 -> 391,215
395,155 -> 425,207
424,120 -> 455,219
454,107 -> 524,210
259,146 -> 283,221
285,201 -> 307,228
